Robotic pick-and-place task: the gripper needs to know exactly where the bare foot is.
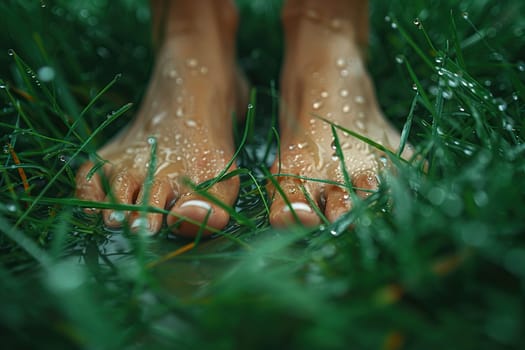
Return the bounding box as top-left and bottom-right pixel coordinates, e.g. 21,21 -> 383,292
269,5 -> 412,227
76,4 -> 246,237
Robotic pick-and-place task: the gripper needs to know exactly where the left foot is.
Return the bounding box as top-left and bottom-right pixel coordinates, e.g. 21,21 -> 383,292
270,7 -> 412,227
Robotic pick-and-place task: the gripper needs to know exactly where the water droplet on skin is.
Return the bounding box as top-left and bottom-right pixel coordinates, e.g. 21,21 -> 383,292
339,89 -> 349,97
312,100 -> 323,110
320,90 -> 329,98
336,58 -> 346,68
185,120 -> 197,128
297,142 -> 308,149
342,104 -> 351,113
355,96 -> 365,104
186,58 -> 198,68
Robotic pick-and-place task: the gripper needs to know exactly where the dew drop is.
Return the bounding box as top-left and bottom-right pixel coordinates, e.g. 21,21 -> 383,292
200,66 -> 208,75
462,12 -> 469,20
176,77 -> 183,85
413,18 -> 422,29
247,103 -> 254,109
435,56 -> 444,64
517,61 -> 525,72
331,153 -> 339,161
147,136 -> 156,145
391,22 -> 398,29
186,58 -> 198,68
342,104 -> 351,113
339,89 -> 349,97
312,100 -> 323,110
37,66 -> 55,82
320,90 -> 329,98
354,95 -> 365,104
412,84 -> 418,91
176,107 -> 184,117
7,49 -> 14,56
185,120 -> 197,128
395,55 -> 404,64
336,58 -> 346,68
512,92 -> 519,101
58,154 -> 67,163
340,69 -> 349,78
2,144 -> 9,154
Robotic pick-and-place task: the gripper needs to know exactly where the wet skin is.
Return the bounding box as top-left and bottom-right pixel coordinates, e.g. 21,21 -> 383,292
75,0 -> 412,236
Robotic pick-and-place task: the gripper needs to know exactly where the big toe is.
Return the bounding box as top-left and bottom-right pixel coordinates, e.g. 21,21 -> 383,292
269,179 -> 321,227
167,196 -> 231,238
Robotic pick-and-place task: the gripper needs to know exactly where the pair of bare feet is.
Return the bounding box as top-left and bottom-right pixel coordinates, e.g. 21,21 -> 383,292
75,0 -> 410,237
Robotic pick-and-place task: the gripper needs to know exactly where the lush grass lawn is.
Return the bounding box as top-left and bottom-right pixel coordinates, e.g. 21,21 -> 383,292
1,0 -> 524,349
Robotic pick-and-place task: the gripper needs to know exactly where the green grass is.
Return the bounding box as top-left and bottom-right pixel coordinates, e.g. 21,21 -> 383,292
1,0 -> 525,349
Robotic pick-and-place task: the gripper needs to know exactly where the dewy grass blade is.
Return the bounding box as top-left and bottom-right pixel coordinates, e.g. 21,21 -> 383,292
398,92 -> 418,157
15,103 -> 133,228
330,125 -> 352,192
65,73 -> 123,141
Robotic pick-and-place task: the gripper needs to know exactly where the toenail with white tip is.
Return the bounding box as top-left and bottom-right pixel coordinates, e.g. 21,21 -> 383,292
284,202 -> 313,213
180,200 -> 212,211
131,218 -> 154,235
109,211 -> 125,223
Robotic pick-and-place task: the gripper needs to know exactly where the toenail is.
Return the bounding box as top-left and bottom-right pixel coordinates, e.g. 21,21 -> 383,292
284,202 -> 313,213
109,211 -> 125,223
131,218 -> 154,235
180,200 -> 212,211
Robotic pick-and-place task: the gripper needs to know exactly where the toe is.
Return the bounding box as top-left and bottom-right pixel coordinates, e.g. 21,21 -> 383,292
75,162 -> 106,213
129,178 -> 175,235
167,178 -> 239,238
167,196 -> 230,238
324,186 -> 352,223
353,170 -> 379,199
269,179 -> 321,227
102,171 -> 140,228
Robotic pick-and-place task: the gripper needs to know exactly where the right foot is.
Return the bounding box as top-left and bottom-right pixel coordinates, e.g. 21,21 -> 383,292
76,5 -> 246,237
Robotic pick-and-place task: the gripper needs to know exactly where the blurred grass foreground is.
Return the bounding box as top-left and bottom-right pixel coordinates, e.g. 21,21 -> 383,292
1,0 -> 525,349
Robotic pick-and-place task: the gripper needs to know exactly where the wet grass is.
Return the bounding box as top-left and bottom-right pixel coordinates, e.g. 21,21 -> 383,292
1,0 -> 525,349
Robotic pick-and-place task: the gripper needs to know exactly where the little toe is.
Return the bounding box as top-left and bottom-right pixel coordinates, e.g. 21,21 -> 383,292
102,171 -> 140,228
129,178 -> 175,235
75,162 -> 106,213
269,180 -> 321,227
